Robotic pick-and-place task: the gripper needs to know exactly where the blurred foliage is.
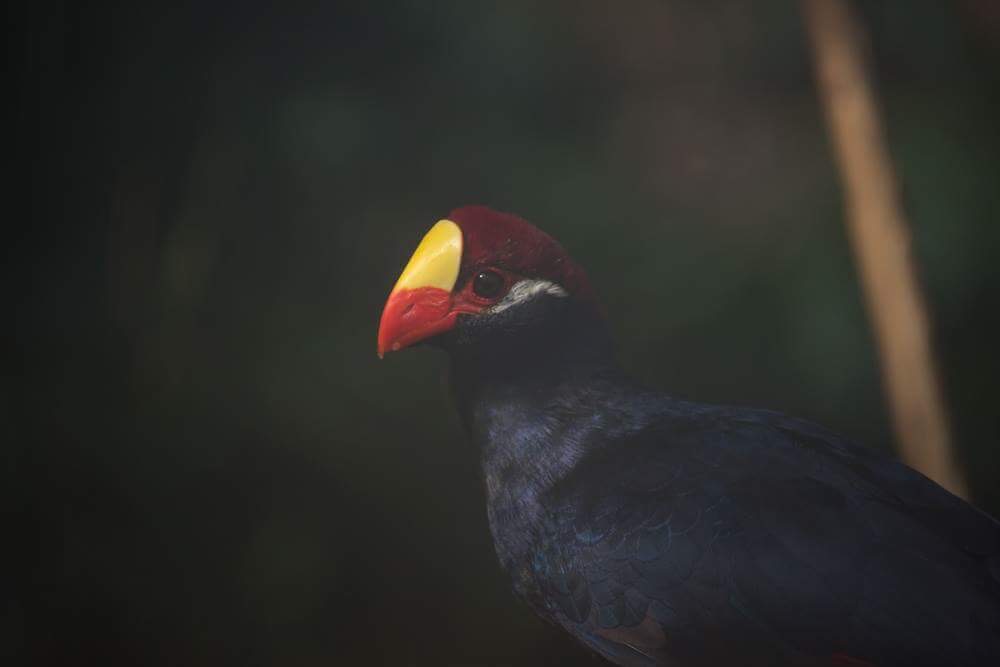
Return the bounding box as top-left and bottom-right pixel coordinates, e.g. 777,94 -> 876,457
9,1 -> 999,665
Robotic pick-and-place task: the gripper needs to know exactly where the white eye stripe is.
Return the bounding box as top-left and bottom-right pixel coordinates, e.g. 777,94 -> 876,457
488,279 -> 568,314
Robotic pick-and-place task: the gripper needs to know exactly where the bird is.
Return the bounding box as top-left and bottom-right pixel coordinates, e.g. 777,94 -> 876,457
376,205 -> 1000,666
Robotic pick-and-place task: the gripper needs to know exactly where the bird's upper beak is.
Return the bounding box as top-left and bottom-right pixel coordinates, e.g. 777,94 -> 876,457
377,219 -> 463,357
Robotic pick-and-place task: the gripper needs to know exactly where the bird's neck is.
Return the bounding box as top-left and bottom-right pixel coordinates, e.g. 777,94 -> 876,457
445,308 -> 622,568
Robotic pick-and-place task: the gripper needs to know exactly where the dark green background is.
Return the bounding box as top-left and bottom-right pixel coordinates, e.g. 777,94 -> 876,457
11,1 -> 999,664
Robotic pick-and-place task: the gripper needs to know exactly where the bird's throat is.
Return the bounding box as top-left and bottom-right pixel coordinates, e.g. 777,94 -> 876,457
444,306 -> 619,567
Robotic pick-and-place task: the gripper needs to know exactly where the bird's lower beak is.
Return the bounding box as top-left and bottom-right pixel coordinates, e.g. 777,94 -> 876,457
377,220 -> 463,357
377,286 -> 456,357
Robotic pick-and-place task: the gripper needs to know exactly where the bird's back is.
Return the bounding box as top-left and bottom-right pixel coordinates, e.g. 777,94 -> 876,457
526,400 -> 1000,666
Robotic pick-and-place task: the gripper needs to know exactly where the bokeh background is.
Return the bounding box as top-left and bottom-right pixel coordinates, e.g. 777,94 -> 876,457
10,1 -> 1000,665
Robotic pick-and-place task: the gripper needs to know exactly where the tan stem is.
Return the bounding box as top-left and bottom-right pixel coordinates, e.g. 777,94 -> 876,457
801,0 -> 966,497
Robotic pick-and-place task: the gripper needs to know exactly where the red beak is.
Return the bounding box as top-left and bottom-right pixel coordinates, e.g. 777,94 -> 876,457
377,286 -> 458,358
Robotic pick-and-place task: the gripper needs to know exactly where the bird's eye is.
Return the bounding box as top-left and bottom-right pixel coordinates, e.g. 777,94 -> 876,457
472,270 -> 505,299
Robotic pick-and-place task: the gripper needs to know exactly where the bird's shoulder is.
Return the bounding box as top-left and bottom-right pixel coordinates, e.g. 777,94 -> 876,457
548,399 -> 998,559
531,398 -> 1000,665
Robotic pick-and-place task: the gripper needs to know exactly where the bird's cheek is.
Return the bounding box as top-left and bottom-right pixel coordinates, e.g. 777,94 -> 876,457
377,286 -> 458,357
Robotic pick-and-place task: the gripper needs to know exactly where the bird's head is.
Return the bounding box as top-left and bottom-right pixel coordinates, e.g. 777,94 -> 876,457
377,206 -> 600,359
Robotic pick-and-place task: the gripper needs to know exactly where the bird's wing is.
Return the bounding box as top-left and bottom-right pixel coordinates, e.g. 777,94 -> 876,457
536,407 -> 1000,666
